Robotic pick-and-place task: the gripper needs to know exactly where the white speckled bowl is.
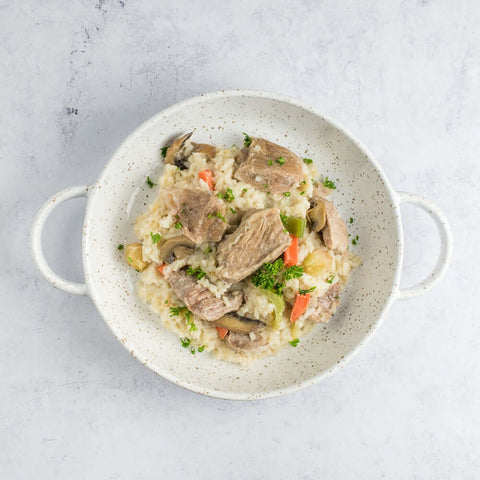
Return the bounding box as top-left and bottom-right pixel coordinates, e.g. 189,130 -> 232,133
31,90 -> 452,400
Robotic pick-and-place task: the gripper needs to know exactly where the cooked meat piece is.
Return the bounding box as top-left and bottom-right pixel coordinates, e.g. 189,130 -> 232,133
225,330 -> 268,353
165,133 -> 193,169
311,181 -> 333,201
165,188 -> 228,245
322,199 -> 348,253
233,137 -> 304,193
308,282 -> 341,323
216,208 -> 291,283
163,269 -> 243,321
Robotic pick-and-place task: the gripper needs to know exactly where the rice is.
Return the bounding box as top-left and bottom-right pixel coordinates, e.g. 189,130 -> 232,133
134,144 -> 360,365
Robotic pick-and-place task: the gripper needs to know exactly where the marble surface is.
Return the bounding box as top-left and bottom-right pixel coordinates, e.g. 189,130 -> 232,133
1,1 -> 479,478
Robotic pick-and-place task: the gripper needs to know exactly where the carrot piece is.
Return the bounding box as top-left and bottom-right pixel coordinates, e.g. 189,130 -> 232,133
290,293 -> 310,322
158,264 -> 166,275
216,326 -> 228,339
283,234 -> 298,267
198,169 -> 214,190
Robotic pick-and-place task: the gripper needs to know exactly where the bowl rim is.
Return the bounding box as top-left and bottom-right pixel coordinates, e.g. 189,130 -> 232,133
82,89 -> 404,400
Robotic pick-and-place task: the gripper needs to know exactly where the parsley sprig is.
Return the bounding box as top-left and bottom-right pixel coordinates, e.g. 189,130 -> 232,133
146,176 -> 156,188
217,188 -> 235,202
299,286 -> 316,295
323,177 -> 337,189
186,265 -> 207,280
161,145 -> 170,158
150,232 -> 161,244
251,258 -> 303,295
208,211 -> 227,223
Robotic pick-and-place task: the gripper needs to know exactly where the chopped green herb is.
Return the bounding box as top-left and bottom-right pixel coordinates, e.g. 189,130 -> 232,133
276,156 -> 285,166
243,133 -> 252,147
186,265 -> 207,280
146,176 -> 155,188
349,217 -> 354,224
180,337 -> 190,348
251,259 -> 303,294
263,184 -> 268,189
242,188 -> 248,193
190,347 -> 196,355
203,246 -> 213,255
301,180 -> 307,185
334,295 -> 340,300
303,158 -> 313,165
283,265 -> 304,280
208,212 -> 227,223
164,299 -> 168,304
299,286 -> 317,295
150,232 -> 161,244
268,160 -> 273,166
174,222 -> 183,229
186,318 -> 197,332
326,274 -> 335,284
170,306 -> 184,317
352,235 -> 359,246
217,188 -> 235,202
161,145 -> 170,158
323,177 -> 337,189
230,207 -> 237,215
289,338 -> 300,347
197,345 -> 205,352
251,258 -> 285,295
117,244 -> 124,251
283,192 -> 291,197
300,191 -> 306,195
127,256 -> 134,263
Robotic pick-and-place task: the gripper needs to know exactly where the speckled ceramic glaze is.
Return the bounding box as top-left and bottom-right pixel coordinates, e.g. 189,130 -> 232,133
31,90 -> 452,400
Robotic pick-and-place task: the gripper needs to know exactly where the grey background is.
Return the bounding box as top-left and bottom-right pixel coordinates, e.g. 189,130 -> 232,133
1,1 -> 479,478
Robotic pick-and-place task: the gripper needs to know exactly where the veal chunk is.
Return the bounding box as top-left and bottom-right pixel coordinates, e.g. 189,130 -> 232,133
225,330 -> 268,353
165,188 -> 228,245
308,282 -> 342,323
322,199 -> 348,253
216,208 -> 290,283
163,269 -> 243,321
233,137 -> 304,193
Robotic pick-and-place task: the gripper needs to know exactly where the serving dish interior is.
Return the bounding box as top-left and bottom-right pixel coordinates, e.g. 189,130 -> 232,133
84,93 -> 401,398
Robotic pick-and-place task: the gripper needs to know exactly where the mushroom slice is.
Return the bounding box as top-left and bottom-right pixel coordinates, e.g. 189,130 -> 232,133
225,330 -> 268,353
125,243 -> 150,271
165,132 -> 193,169
307,201 -> 327,232
159,235 -> 195,264
213,313 -> 261,334
192,142 -> 216,159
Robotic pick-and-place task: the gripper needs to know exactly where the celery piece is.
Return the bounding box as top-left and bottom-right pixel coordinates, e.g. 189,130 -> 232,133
282,216 -> 306,238
263,289 -> 285,330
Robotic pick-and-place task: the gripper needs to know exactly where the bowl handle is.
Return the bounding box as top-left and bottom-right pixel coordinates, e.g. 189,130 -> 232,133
395,191 -> 453,299
31,185 -> 90,296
